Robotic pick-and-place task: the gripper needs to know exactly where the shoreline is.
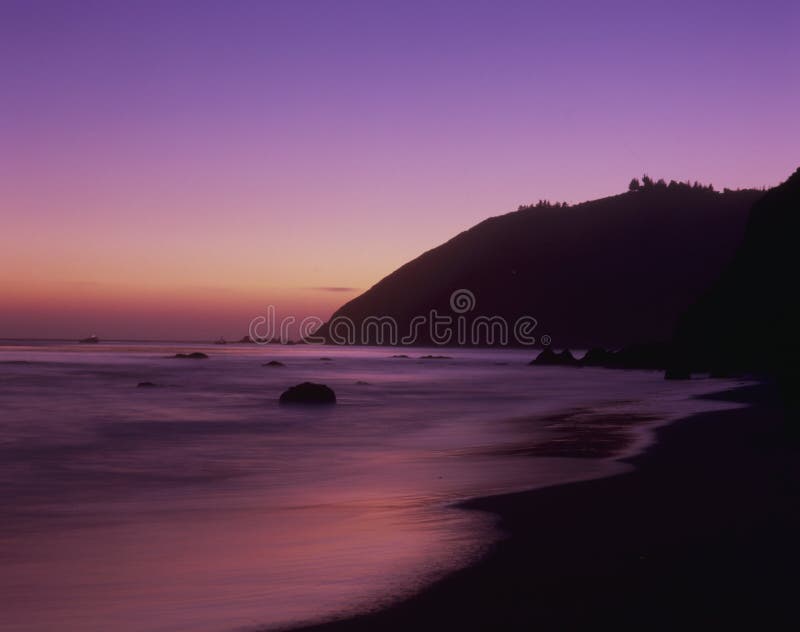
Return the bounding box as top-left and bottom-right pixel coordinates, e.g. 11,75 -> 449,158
289,382 -> 798,631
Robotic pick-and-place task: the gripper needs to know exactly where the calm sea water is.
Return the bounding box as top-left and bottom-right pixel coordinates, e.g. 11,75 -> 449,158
0,341 -> 744,632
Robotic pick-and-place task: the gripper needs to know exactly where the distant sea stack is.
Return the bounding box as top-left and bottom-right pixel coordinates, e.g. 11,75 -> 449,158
530,349 -> 579,366
316,182 -> 761,348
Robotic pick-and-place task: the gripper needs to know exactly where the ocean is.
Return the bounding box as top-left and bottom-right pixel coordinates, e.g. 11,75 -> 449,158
0,341 -> 744,631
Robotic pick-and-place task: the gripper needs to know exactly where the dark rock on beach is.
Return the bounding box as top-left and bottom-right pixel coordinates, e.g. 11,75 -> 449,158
279,382 -> 337,404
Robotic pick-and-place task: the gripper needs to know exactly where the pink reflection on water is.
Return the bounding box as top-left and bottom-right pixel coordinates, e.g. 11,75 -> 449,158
0,343 -> 745,631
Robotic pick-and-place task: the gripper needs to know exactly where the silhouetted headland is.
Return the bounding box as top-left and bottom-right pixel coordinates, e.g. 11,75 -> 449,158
669,167 -> 800,394
316,179 -> 762,347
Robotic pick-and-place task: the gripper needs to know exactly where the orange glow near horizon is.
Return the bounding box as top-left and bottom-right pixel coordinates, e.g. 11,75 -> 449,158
0,275 -> 361,340
2,1 -> 797,339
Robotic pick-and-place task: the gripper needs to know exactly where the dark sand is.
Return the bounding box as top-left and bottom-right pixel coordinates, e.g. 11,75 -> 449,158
293,384 -> 799,631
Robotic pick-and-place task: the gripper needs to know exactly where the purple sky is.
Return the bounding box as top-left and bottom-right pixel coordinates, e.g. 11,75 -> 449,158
1,0 -> 798,339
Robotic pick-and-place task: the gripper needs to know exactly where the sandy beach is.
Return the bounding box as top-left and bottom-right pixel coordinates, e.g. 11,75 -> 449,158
293,383 -> 798,631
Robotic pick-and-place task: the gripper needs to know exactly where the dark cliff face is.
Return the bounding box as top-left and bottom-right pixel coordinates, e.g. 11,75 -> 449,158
319,185 -> 762,348
673,168 -> 800,375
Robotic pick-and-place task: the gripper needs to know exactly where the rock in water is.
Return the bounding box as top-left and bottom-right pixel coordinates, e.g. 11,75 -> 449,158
174,352 -> 209,359
557,349 -> 580,366
530,348 -> 556,365
137,381 -> 158,388
279,382 -> 337,405
530,348 -> 579,366
530,348 -> 562,365
263,360 -> 285,367
581,347 -> 614,366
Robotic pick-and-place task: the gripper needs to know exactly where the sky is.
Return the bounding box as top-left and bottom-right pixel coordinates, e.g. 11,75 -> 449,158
1,0 -> 798,339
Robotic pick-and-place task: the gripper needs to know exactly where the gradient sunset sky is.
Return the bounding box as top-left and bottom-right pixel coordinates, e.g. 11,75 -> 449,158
2,0 -> 798,339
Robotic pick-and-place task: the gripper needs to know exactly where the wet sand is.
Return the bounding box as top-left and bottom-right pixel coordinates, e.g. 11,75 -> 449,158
292,383 -> 799,631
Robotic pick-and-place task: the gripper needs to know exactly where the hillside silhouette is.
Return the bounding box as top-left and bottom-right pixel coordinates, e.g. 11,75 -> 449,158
319,180 -> 762,347
672,168 -> 800,378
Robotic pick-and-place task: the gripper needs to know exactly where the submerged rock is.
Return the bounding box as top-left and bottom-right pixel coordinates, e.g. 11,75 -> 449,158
279,382 -> 337,405
263,360 -> 285,367
173,352 -> 209,359
137,381 -> 158,388
419,355 -> 452,360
